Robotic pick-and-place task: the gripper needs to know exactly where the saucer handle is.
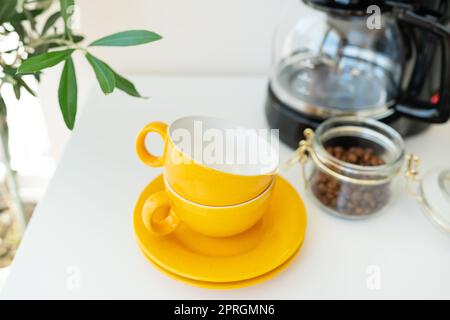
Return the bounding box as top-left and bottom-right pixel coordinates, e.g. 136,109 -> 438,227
136,121 -> 168,167
142,190 -> 180,236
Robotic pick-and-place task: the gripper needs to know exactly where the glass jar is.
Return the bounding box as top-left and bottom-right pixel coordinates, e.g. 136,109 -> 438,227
288,116 -> 450,233
296,117 -> 405,219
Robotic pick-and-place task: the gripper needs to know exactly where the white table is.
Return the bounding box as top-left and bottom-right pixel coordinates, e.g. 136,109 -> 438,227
1,75 -> 449,299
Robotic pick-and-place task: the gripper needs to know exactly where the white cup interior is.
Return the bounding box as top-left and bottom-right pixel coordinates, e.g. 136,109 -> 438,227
168,116 -> 279,176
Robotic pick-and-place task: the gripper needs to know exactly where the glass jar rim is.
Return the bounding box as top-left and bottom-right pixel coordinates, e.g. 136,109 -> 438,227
312,116 -> 406,179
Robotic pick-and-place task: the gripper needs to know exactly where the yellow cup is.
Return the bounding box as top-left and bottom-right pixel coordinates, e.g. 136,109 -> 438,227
142,175 -> 275,237
136,116 -> 278,206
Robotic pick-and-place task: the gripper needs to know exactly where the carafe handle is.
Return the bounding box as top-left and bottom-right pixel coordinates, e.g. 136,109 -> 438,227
394,9 -> 450,124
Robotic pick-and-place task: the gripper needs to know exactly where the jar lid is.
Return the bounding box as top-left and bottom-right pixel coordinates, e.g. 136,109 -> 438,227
419,167 -> 450,234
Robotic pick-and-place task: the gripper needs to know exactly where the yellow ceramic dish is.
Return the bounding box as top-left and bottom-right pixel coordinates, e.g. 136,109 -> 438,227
136,116 -> 278,206
142,175 -> 275,237
133,174 -> 307,283
142,247 -> 300,290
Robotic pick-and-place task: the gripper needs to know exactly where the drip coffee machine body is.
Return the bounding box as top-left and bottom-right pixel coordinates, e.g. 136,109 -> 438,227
266,0 -> 450,148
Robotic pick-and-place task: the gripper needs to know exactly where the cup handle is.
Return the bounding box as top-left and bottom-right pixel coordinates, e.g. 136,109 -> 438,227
136,122 -> 168,167
142,190 -> 180,236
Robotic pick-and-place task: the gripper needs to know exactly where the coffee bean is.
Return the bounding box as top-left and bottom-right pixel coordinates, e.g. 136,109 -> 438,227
311,146 -> 390,217
347,153 -> 358,164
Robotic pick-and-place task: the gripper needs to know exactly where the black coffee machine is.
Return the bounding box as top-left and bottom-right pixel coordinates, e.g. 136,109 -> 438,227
266,0 -> 450,148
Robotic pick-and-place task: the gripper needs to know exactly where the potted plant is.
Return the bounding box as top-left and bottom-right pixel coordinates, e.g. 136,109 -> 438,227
0,0 -> 161,261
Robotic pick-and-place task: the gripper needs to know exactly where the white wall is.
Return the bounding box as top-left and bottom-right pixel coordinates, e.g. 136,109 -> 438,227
74,0 -> 299,74
36,0 -> 305,160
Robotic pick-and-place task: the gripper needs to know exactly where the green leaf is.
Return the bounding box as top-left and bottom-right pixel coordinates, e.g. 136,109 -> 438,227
112,70 -> 145,98
0,96 -> 7,118
59,0 -> 74,36
85,53 -> 115,94
24,9 -> 38,31
13,84 -> 21,100
58,57 -> 77,130
89,30 -> 162,47
0,0 -> 17,23
32,44 -> 50,56
17,78 -> 36,97
17,49 -> 74,74
0,96 -> 8,138
42,11 -> 61,35
11,21 -> 25,39
2,66 -> 16,77
10,9 -> 44,22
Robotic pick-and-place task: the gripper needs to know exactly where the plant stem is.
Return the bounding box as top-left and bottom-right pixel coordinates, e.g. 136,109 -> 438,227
28,37 -> 72,49
0,105 -> 26,232
27,37 -> 83,53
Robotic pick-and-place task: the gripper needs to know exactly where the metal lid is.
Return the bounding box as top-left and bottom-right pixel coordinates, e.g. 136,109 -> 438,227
419,167 -> 450,234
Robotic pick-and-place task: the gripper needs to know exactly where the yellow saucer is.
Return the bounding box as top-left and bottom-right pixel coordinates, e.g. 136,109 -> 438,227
143,247 -> 300,289
133,174 -> 307,284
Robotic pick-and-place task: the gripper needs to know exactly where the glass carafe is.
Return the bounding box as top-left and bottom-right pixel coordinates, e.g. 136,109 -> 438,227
270,3 -> 403,118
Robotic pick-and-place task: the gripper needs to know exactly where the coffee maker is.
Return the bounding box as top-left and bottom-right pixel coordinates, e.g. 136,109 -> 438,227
266,0 -> 450,148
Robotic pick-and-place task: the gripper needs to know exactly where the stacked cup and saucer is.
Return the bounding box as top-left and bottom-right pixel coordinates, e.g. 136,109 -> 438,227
133,116 -> 307,289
